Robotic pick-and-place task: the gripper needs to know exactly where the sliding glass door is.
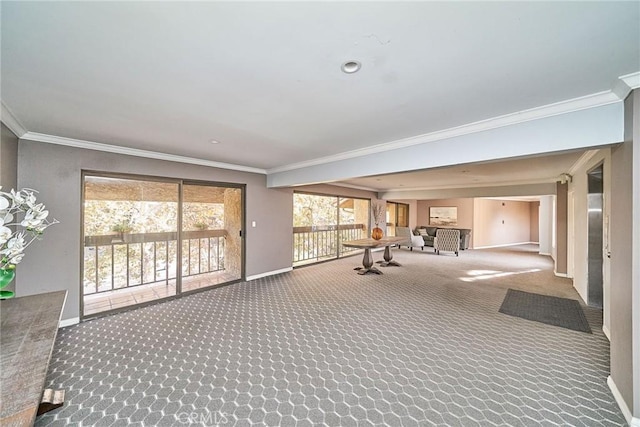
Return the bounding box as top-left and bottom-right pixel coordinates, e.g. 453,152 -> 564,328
397,203 -> 409,227
386,202 -> 409,236
293,192 -> 370,266
82,173 -> 243,317
339,197 -> 371,256
386,202 -> 397,236
181,183 -> 242,291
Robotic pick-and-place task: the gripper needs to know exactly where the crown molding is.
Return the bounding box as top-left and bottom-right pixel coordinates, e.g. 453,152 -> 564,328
611,78 -> 632,101
267,89 -> 622,175
611,71 -> 640,100
568,149 -> 600,175
619,71 -> 640,89
20,132 -> 267,175
0,101 -> 27,137
6,70 -> 637,179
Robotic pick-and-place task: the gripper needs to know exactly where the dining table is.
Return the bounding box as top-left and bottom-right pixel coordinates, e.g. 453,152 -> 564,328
341,236 -> 406,275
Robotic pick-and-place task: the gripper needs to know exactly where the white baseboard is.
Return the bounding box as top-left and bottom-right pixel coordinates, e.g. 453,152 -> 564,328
59,317 -> 80,328
602,324 -> 611,340
246,267 -> 293,282
539,252 -> 552,256
608,376 -> 637,425
554,271 -> 571,278
474,242 -> 537,249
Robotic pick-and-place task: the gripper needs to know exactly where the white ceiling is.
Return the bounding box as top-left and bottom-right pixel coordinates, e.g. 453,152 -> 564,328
1,2 -> 639,190
339,150 -> 585,192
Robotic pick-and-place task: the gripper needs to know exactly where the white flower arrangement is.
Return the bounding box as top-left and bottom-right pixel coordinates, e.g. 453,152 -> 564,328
0,187 -> 59,270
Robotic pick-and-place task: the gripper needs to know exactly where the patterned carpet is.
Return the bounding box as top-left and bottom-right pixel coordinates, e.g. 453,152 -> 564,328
38,245 -> 625,426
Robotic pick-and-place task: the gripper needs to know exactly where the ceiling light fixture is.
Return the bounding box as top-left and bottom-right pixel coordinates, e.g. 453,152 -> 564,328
341,61 -> 361,74
209,139 -> 221,144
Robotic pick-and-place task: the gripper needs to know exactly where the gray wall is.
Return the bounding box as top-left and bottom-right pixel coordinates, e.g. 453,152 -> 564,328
0,123 -> 19,295
16,141 -> 293,321
556,182 -> 568,275
1,123 -> 18,190
609,91 -> 635,414
538,195 -> 554,256
529,201 -> 539,243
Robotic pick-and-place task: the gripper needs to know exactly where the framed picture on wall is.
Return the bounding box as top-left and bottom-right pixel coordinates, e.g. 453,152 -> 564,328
429,207 -> 457,226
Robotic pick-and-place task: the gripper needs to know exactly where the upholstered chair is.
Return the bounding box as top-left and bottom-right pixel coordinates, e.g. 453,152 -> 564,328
434,229 -> 461,256
395,227 -> 425,251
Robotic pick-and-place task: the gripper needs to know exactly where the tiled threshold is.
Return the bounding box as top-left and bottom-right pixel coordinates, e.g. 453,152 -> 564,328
83,271 -> 237,316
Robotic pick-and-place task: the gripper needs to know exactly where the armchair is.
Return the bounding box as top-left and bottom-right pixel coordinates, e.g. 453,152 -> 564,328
434,229 -> 460,256
396,227 -> 424,251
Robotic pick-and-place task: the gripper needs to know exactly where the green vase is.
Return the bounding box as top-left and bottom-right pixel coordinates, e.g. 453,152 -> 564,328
0,268 -> 16,299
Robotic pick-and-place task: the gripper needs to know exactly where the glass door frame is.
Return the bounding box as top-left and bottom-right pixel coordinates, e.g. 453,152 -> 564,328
181,179 -> 246,295
396,203 -> 409,227
80,170 -> 246,319
292,191 -> 371,266
386,202 -> 410,236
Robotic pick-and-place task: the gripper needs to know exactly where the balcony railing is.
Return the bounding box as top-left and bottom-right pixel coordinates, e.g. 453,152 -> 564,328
293,223 -> 366,264
83,230 -> 226,295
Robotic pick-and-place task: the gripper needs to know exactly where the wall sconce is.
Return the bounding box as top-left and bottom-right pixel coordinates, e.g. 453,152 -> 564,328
559,173 -> 573,184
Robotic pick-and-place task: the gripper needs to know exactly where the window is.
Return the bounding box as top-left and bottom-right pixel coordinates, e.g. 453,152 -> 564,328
386,202 -> 409,236
293,193 -> 370,266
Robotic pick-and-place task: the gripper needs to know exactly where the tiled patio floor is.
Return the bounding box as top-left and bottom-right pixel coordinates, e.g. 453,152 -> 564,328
83,271 -> 238,316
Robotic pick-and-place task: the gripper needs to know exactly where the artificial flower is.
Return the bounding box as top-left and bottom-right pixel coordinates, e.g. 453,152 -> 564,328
0,187 -> 58,270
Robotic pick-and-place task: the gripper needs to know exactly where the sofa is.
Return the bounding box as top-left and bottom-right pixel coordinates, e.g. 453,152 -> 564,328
415,226 -> 438,247
415,226 -> 471,250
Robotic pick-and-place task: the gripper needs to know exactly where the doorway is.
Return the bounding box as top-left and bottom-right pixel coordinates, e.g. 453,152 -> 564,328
587,164 -> 604,308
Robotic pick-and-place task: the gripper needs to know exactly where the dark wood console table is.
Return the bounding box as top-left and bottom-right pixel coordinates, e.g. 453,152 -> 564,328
1,291 -> 67,426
